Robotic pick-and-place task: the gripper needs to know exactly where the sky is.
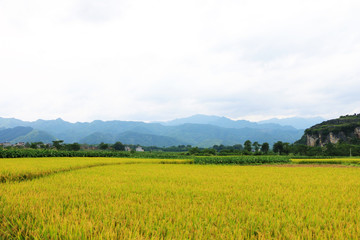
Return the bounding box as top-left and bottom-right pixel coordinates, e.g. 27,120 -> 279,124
1,0 -> 360,123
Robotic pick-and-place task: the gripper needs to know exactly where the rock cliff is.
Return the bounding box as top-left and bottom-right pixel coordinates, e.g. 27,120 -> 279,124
301,114 -> 360,147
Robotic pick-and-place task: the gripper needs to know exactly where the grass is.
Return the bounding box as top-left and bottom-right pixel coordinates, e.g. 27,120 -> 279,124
2,161 -> 360,238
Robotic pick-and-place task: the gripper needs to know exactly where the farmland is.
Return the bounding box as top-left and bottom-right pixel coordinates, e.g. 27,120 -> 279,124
291,157 -> 360,165
0,157 -> 192,183
1,157 -> 360,239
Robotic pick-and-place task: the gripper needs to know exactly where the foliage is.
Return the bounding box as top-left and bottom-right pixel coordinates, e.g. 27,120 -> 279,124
112,141 -> 125,151
194,155 -> 290,165
188,147 -> 216,155
304,114 -> 360,136
98,142 -> 109,150
0,149 -> 130,158
289,143 -> 360,156
272,141 -> 284,154
52,140 -> 64,150
260,142 -> 269,153
142,145 -> 192,152
65,142 -> 81,151
252,141 -> 260,152
244,140 -> 252,152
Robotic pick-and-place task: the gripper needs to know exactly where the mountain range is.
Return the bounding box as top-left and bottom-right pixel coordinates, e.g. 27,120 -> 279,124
0,115 -> 325,147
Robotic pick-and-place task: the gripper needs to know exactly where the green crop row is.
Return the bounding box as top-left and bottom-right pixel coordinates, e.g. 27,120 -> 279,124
194,155 -> 291,164
0,149 -> 131,158
0,149 -> 192,159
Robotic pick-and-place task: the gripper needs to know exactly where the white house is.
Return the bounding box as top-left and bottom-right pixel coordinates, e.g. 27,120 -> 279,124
135,146 -> 144,152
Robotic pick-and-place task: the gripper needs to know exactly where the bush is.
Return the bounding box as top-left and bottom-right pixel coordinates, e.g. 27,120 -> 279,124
194,155 -> 290,165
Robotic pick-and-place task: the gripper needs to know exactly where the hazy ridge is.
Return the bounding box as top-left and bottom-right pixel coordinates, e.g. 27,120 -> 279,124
0,115 -> 324,147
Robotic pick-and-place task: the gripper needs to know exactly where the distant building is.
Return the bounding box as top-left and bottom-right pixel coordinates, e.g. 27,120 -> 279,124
0,142 -> 12,147
135,146 -> 144,152
15,142 -> 25,147
125,146 -> 132,151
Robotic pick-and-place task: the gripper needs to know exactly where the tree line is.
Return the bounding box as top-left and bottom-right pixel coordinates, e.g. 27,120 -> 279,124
1,139 -> 359,157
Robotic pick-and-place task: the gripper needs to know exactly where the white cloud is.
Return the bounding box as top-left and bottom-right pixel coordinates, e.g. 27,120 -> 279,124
1,0 -> 360,122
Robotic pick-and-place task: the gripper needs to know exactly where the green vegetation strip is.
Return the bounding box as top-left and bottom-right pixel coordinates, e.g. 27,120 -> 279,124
0,149 -> 191,159
0,157 -> 193,183
194,155 -> 291,164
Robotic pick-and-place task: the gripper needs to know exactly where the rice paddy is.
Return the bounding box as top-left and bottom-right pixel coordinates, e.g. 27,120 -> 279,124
0,157 -> 192,183
1,157 -> 360,239
291,157 -> 360,165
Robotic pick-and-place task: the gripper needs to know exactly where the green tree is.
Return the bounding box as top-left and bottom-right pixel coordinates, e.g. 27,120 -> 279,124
112,141 -> 125,151
261,142 -> 269,153
52,140 -> 64,150
283,142 -> 290,155
98,142 -> 109,150
325,143 -> 335,156
203,148 -> 216,155
233,144 -> 243,151
244,140 -> 252,152
189,147 -> 201,155
273,141 -> 284,155
65,143 -> 81,151
252,141 -> 260,152
30,142 -> 38,149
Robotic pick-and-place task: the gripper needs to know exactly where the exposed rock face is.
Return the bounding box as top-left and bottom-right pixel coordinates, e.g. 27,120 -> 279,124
302,114 -> 360,147
306,134 -> 319,147
306,129 -> 359,147
355,127 -> 360,138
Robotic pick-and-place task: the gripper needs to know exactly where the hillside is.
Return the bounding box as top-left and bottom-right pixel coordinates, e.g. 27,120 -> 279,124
300,114 -> 360,146
161,114 -> 321,130
0,116 -> 305,147
11,130 -> 56,144
258,116 -> 325,129
0,127 -> 33,142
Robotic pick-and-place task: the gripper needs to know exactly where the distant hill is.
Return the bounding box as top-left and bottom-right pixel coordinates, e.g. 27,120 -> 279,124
0,126 -> 33,142
117,132 -> 187,147
258,117 -> 325,129
162,114 -> 300,130
11,130 -> 56,144
79,132 -> 116,145
0,117 -> 28,128
163,114 -> 259,128
0,126 -> 55,144
297,114 -> 360,146
159,123 -> 303,147
0,115 -> 308,147
79,131 -> 186,147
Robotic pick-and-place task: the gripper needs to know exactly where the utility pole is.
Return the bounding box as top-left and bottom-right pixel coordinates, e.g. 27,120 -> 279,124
350,148 -> 352,157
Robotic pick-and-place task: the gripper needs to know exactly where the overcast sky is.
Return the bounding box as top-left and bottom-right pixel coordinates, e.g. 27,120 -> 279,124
1,0 -> 360,123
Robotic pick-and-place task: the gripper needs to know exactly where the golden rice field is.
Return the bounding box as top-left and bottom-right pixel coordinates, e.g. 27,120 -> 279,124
0,157 -> 192,183
291,157 -> 360,165
1,158 -> 360,239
